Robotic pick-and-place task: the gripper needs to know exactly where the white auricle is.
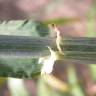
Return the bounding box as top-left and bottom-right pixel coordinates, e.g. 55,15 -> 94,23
38,46 -> 64,74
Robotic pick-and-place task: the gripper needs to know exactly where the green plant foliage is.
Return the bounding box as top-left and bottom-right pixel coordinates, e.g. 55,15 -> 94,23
0,20 -> 50,78
0,20 -> 50,37
44,18 -> 81,25
0,19 -> 96,78
57,37 -> 96,64
38,75 -> 69,96
67,65 -> 85,96
8,78 -> 29,96
0,58 -> 41,78
85,3 -> 96,81
0,35 -> 55,58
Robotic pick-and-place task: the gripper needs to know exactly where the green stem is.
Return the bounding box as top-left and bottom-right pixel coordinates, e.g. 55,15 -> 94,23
0,36 -> 96,78
60,37 -> 96,64
0,35 -> 55,58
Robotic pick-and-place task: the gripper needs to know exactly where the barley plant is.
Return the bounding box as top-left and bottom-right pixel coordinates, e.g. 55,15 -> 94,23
0,1 -> 96,96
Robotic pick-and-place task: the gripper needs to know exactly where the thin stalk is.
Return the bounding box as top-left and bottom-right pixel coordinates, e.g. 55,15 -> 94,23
60,37 -> 96,64
0,35 -> 55,58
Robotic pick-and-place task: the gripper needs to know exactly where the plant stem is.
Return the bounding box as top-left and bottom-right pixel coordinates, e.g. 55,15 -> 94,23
0,36 -> 96,78
60,37 -> 96,64
0,35 -> 55,58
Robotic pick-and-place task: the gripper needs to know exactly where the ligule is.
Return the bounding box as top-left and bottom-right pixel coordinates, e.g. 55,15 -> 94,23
53,25 -> 96,64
